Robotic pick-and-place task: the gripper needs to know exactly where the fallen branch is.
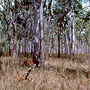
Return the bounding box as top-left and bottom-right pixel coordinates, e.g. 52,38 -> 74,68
24,64 -> 36,79
80,63 -> 88,71
17,64 -> 36,82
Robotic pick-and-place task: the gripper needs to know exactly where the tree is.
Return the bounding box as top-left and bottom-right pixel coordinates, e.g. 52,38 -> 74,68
58,28 -> 61,57
72,0 -> 75,60
46,0 -> 52,59
0,0 -> 13,56
31,16 -> 34,56
13,0 -> 18,57
40,0 -> 44,68
69,10 -> 72,57
33,0 -> 40,66
64,17 -> 70,56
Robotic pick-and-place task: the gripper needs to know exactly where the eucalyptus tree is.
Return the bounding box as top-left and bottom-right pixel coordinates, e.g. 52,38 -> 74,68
40,0 -> 44,68
0,0 -> 21,56
81,0 -> 90,67
12,0 -> 18,57
52,0 -> 85,59
30,16 -> 34,56
71,0 -> 75,60
53,0 -> 71,57
33,0 -> 40,66
0,0 -> 13,56
53,2 -> 63,57
15,0 -> 34,56
46,0 -> 52,59
72,0 -> 90,54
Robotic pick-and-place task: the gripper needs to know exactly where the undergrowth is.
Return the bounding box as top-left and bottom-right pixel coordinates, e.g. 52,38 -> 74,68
0,54 -> 90,90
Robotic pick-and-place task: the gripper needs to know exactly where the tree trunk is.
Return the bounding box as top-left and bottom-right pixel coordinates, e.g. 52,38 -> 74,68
89,39 -> 90,69
7,26 -> 11,56
69,12 -> 72,57
31,17 -> 34,56
46,15 -> 50,59
33,0 -> 40,66
18,40 -> 21,56
64,25 -> 70,56
23,26 -> 26,57
58,29 -> 60,58
0,63 -> 1,71
13,0 -> 18,57
46,0 -> 52,59
40,0 -> 44,69
72,0 -> 75,60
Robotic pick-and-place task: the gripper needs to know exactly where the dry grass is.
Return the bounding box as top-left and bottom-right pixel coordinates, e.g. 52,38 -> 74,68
0,54 -> 90,90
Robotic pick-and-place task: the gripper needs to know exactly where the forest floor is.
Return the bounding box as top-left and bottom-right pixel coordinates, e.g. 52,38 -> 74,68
0,54 -> 90,90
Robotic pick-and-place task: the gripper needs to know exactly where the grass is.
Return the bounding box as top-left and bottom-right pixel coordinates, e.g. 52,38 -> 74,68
0,54 -> 90,90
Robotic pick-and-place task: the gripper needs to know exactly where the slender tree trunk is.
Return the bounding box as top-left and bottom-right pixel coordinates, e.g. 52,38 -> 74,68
72,0 -> 75,60
65,36 -> 67,54
61,37 -> 63,54
69,12 -> 72,57
8,0 -> 11,56
0,57 -> 2,72
23,26 -> 26,57
39,33 -> 41,59
33,0 -> 40,66
87,44 -> 89,54
89,39 -> 90,69
40,0 -> 44,68
31,17 -> 34,56
58,29 -> 60,58
13,0 -> 18,57
46,15 -> 50,59
46,0 -> 52,59
64,25 -> 70,56
18,40 -> 21,56
7,26 -> 11,56
39,22 -> 41,59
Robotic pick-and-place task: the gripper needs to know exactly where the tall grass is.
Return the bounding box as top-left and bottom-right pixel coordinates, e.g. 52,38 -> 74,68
0,54 -> 90,90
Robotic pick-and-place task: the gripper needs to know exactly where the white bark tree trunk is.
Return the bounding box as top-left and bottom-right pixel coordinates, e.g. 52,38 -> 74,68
40,0 -> 44,69
72,0 -> 75,60
33,0 -> 40,66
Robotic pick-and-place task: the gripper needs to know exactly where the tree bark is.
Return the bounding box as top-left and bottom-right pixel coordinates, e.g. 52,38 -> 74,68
46,0 -> 52,59
58,29 -> 60,58
0,58 -> 2,72
69,12 -> 72,57
23,26 -> 26,57
33,0 -> 40,66
46,15 -> 50,59
31,17 -> 34,56
13,0 -> 18,57
40,0 -> 44,69
7,26 -> 11,56
72,0 -> 75,60
64,23 -> 70,56
89,39 -> 90,69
